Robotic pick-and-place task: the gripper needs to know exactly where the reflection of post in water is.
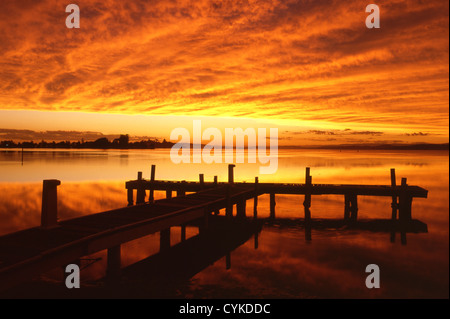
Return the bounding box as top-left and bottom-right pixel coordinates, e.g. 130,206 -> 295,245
390,168 -> 398,243
389,171 -> 411,245
303,167 -> 312,242
254,177 -> 258,219
269,193 -> 276,219
399,177 -> 412,245
253,180 -> 260,249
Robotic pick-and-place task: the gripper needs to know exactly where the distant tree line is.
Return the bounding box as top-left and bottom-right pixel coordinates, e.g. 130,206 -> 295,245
0,134 -> 174,149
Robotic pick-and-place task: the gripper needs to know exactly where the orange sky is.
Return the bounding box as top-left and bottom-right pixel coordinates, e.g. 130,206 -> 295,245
0,0 -> 448,145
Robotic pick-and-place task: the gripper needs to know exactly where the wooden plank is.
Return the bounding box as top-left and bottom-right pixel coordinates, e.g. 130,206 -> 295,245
126,180 -> 427,198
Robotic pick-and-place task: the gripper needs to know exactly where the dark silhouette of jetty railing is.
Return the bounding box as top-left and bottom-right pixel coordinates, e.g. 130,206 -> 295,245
126,165 -> 427,222
0,165 -> 428,293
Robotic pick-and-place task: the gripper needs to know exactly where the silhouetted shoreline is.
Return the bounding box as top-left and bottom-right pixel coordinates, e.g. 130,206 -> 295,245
0,138 -> 447,151
278,143 -> 449,151
0,134 -> 174,149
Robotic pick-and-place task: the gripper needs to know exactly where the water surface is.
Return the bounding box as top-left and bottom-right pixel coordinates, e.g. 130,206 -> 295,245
0,148 -> 448,298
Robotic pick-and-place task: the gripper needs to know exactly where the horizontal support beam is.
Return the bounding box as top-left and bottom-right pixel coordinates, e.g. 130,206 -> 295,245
125,180 -> 428,198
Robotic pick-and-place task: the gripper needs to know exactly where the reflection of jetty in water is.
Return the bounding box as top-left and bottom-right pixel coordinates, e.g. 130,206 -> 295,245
0,165 -> 428,296
108,217 -> 262,298
263,218 -> 428,245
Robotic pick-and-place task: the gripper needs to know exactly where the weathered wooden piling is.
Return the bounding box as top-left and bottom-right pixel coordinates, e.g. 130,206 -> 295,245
41,179 -> 61,229
228,164 -> 235,184
177,190 -> 185,197
214,176 -> 220,215
399,178 -> 413,222
399,175 -> 409,246
349,194 -> 358,220
269,193 -> 276,219
390,168 -> 398,220
254,177 -> 259,219
127,187 -> 134,206
236,197 -> 246,219
303,168 -> 312,218
199,174 -> 204,188
303,168 -> 312,241
199,208 -> 209,234
149,164 -> 156,202
136,172 -> 146,204
344,195 -> 350,220
226,184 -> 232,218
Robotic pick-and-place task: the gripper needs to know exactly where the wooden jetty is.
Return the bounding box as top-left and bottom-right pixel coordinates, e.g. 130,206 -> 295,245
0,165 -> 428,293
126,165 -> 428,222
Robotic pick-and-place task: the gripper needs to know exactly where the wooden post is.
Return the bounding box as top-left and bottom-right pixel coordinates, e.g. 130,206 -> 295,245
344,194 -> 350,220
270,193 -> 276,219
399,175 -> 409,245
136,171 -> 146,204
149,164 -> 156,202
228,164 -> 235,184
160,228 -> 171,251
303,167 -> 312,206
305,216 -> 312,242
127,187 -> 133,206
166,190 -> 172,199
106,245 -> 121,281
200,208 -> 209,234
177,190 -> 185,197
236,198 -> 246,219
226,253 -> 231,270
399,178 -> 412,222
199,174 -> 204,188
304,168 -> 312,240
390,168 -> 398,220
253,177 -> 259,219
349,194 -> 358,221
41,179 -> 61,230
214,176 -> 218,186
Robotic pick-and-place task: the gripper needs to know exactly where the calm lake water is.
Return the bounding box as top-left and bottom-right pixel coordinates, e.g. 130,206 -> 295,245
0,148 -> 448,298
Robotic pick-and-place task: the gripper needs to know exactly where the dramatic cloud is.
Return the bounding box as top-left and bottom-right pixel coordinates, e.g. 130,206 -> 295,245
0,0 -> 448,141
